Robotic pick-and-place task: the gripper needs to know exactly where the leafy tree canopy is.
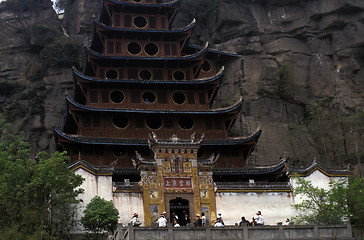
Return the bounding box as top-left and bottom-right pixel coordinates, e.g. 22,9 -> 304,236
0,119 -> 84,240
291,174 -> 364,225
81,196 -> 119,237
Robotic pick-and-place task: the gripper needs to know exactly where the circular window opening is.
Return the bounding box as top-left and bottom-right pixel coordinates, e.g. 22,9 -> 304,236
105,69 -> 119,79
172,92 -> 186,105
178,115 -> 194,130
113,146 -> 127,157
201,60 -> 211,72
172,70 -> 186,80
144,43 -> 159,56
112,114 -> 129,129
142,91 -> 156,103
127,42 -> 142,55
139,69 -> 152,80
110,91 -> 124,103
134,16 -> 147,28
146,116 -> 162,129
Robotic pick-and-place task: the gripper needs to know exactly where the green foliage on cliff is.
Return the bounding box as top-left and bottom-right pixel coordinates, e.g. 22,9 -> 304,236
0,119 -> 84,239
288,99 -> 364,172
40,37 -> 82,68
81,196 -> 119,239
269,63 -> 297,100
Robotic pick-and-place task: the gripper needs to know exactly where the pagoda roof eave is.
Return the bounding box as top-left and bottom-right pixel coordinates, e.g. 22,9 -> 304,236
73,66 -> 224,85
203,128 -> 262,146
55,128 -> 261,147
84,42 -> 208,62
93,18 -> 195,35
66,94 -> 242,115
103,0 -> 181,9
213,157 -> 286,175
186,44 -> 242,58
55,128 -> 150,146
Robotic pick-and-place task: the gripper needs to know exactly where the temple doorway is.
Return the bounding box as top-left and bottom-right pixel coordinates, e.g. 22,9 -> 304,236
169,197 -> 189,226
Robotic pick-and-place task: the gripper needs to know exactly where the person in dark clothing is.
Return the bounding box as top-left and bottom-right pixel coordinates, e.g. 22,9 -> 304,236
181,213 -> 190,226
239,216 -> 250,226
194,214 -> 202,226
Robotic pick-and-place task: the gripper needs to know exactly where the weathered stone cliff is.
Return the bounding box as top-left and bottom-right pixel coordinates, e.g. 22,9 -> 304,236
0,0 -> 363,172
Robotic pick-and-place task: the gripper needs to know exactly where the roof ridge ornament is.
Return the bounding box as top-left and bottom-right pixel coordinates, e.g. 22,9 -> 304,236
170,134 -> 179,143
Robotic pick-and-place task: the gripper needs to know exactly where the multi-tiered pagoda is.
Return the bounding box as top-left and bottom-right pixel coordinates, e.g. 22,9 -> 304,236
55,0 -> 348,227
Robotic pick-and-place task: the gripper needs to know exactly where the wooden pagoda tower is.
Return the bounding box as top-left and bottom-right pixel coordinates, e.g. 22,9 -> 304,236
55,0 -> 263,226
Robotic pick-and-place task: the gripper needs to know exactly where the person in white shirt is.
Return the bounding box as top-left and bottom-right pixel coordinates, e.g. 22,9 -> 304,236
214,218 -> 224,227
130,213 -> 141,226
254,211 -> 264,226
201,212 -> 207,226
285,218 -> 290,226
157,215 -> 167,227
173,219 -> 180,227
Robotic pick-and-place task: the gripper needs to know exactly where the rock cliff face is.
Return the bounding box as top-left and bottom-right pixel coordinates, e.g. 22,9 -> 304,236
0,0 -> 363,169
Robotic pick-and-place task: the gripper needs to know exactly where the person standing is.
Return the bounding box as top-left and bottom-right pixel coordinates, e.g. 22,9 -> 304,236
130,213 -> 141,226
157,214 -> 167,227
181,213 -> 190,226
239,216 -> 250,226
194,214 -> 202,226
254,211 -> 264,226
201,212 -> 207,226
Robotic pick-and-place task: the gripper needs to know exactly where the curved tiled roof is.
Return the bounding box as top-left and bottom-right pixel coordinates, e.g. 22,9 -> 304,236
84,42 -> 208,61
55,128 -> 261,147
213,157 -> 286,175
288,161 -> 350,177
93,18 -> 195,35
103,0 -> 181,9
73,66 -> 224,85
66,95 -> 243,115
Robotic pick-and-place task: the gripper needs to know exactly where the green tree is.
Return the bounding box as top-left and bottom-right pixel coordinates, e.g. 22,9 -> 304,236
0,119 -> 84,239
291,175 -> 349,225
81,196 -> 119,239
347,176 -> 364,227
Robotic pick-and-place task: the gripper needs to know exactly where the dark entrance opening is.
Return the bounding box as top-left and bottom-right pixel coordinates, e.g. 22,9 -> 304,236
169,198 -> 189,225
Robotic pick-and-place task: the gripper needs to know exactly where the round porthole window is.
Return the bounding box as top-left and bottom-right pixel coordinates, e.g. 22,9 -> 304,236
172,92 -> 186,105
113,146 -> 127,157
105,69 -> 119,79
127,42 -> 142,55
172,70 -> 186,80
139,69 -> 152,80
201,60 -> 211,72
146,116 -> 162,129
112,114 -> 129,129
178,115 -> 194,130
144,43 -> 159,56
142,91 -> 156,103
133,16 -> 148,28
110,91 -> 124,103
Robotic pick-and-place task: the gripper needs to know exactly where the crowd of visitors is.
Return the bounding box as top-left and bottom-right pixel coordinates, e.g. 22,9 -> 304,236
131,210 -> 290,227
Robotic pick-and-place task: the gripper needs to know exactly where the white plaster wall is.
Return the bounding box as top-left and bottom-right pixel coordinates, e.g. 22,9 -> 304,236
113,192 -> 144,225
215,191 -> 296,226
290,170 -> 348,206
72,169 -> 113,232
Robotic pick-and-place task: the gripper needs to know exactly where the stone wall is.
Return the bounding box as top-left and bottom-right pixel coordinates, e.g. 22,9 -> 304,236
114,223 -> 353,240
